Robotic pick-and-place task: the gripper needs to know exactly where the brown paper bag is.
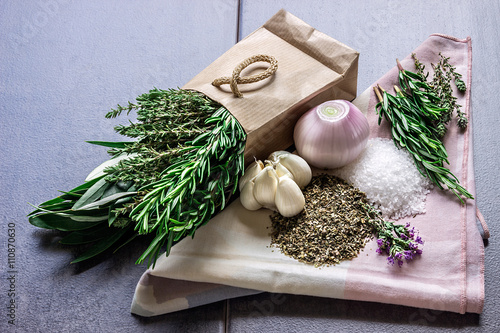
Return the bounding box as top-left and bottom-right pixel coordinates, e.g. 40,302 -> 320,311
183,9 -> 359,164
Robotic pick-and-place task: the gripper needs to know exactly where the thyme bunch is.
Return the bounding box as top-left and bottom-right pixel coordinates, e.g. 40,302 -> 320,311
103,88 -> 219,186
412,53 -> 468,134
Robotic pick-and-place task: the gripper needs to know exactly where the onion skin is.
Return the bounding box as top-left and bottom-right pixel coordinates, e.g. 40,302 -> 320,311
293,100 -> 370,169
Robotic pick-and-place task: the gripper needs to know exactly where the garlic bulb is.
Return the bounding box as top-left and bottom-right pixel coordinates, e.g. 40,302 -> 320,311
239,151 -> 311,217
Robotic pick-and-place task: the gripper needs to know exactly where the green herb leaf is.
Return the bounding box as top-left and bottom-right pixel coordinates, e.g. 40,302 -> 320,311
29,214 -> 102,231
72,177 -> 109,210
70,227 -> 129,264
76,191 -> 137,211
86,141 -> 133,148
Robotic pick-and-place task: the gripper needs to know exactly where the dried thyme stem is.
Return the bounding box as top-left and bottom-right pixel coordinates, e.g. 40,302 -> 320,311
411,53 -> 468,132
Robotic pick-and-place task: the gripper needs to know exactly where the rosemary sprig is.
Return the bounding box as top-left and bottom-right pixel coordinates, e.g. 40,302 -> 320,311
373,82 -> 473,203
130,107 -> 246,266
397,59 -> 447,127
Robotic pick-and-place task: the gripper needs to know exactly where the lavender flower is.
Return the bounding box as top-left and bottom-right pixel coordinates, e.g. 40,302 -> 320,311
377,238 -> 384,247
371,217 -> 423,267
404,250 -> 414,260
409,228 -> 415,239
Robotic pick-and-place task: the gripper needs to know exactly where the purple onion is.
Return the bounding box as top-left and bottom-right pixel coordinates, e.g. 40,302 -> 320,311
293,100 -> 370,169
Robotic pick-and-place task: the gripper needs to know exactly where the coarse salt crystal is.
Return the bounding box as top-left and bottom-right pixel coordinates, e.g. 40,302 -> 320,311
332,138 -> 433,220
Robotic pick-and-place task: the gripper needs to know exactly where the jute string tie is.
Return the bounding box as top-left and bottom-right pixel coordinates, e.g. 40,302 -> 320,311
212,54 -> 278,98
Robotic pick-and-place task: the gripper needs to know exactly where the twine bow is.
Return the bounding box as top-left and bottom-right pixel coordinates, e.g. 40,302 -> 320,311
212,54 -> 278,98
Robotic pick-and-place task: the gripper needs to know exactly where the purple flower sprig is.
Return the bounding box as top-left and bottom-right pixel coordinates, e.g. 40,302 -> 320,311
375,221 -> 424,267
364,204 -> 424,267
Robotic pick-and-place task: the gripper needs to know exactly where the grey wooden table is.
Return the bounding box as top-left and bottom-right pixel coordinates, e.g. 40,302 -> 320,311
1,1 -> 498,332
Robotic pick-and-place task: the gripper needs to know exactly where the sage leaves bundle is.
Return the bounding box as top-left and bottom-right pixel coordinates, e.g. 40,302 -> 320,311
29,88 -> 246,266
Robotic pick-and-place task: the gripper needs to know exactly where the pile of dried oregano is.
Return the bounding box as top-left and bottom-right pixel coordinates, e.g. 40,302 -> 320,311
270,174 -> 423,267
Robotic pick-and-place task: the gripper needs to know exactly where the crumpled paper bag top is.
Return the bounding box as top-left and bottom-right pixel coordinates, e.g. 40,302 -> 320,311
183,9 -> 359,164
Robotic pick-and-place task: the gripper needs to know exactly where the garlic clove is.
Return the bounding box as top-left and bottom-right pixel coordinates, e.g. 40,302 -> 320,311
275,162 -> 293,179
275,175 -> 306,217
239,180 -> 263,211
274,153 -> 312,189
267,150 -> 291,163
239,160 -> 265,191
252,165 -> 278,207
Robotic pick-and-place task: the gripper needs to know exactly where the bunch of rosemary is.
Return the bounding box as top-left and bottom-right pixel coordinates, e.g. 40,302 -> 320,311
29,88 -> 246,266
373,58 -> 473,203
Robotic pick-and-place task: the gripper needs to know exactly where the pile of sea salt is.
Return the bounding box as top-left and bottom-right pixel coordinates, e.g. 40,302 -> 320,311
332,138 -> 433,220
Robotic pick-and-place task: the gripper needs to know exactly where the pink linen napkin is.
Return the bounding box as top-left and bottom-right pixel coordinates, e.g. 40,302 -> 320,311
131,34 -> 485,316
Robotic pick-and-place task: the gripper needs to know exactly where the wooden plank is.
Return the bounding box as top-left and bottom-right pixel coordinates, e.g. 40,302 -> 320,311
0,1 -> 239,332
